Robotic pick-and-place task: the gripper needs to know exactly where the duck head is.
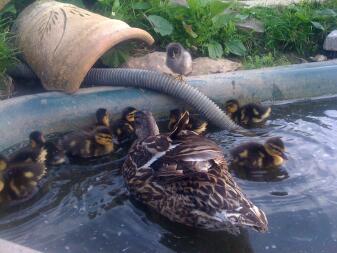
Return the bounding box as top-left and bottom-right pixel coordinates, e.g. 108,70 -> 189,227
122,107 -> 137,123
264,137 -> 287,166
29,131 -> 46,148
225,99 -> 240,115
134,111 -> 160,140
168,108 -> 183,131
166,42 -> 183,60
96,108 -> 110,127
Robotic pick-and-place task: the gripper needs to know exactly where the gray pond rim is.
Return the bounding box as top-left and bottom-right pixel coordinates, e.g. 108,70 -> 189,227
1,60 -> 337,150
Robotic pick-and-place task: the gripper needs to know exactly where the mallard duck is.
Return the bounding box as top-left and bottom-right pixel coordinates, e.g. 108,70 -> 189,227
0,154 -> 46,204
112,107 -> 137,145
225,99 -> 271,128
9,131 -> 47,165
122,110 -> 268,234
95,108 -> 110,128
168,108 -> 208,135
61,126 -> 114,158
166,43 -> 193,81
230,137 -> 287,171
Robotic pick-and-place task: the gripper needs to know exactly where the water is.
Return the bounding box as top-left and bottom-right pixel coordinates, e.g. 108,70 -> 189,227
1,97 -> 337,253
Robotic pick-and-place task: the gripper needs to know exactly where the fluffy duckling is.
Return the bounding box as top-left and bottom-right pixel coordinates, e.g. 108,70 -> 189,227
61,126 -> 114,158
44,141 -> 66,166
112,107 -> 137,145
225,99 -> 271,128
230,137 -> 287,171
168,108 -> 208,135
10,131 -> 47,165
0,154 -> 46,204
166,43 -> 193,81
122,110 -> 268,234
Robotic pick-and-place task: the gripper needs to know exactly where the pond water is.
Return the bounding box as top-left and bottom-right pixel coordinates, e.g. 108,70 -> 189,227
1,97 -> 337,253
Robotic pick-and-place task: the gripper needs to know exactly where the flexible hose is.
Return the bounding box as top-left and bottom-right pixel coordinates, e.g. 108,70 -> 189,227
7,63 -> 247,132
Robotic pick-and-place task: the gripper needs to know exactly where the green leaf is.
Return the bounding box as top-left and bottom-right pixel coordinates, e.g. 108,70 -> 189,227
132,2 -> 151,10
147,15 -> 173,36
225,39 -> 246,56
183,21 -> 198,38
210,0 -> 231,16
212,13 -> 232,28
311,21 -> 324,31
207,41 -> 223,59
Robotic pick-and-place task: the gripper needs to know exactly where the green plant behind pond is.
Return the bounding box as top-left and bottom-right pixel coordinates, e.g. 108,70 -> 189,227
243,53 -> 291,69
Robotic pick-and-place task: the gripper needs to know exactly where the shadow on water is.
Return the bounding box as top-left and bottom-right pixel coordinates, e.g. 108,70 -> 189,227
1,97 -> 337,252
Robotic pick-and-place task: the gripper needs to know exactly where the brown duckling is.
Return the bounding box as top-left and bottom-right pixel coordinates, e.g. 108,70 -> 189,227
168,108 -> 208,135
230,137 -> 287,171
61,126 -> 114,158
166,43 -> 192,81
44,141 -> 67,166
112,107 -> 137,145
123,110 -> 268,234
225,99 -> 271,128
10,131 -> 47,165
0,154 -> 46,204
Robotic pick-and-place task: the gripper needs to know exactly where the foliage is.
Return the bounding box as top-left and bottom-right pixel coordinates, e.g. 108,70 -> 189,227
243,53 -> 291,70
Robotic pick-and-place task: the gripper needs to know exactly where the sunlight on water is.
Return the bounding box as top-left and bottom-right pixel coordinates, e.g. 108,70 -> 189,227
1,97 -> 337,253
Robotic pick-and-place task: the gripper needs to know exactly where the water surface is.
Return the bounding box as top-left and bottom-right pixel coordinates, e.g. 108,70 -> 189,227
1,97 -> 337,253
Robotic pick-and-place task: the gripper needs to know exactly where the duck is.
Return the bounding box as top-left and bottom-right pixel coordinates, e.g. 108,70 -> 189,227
168,108 -> 208,135
61,126 -> 114,158
166,42 -> 193,81
230,137 -> 287,171
10,131 -> 65,166
0,154 -> 46,204
225,99 -> 271,128
122,110 -> 268,234
112,107 -> 137,146
9,131 -> 47,165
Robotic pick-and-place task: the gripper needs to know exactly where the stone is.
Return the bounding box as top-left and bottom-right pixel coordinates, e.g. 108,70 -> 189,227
170,0 -> 187,6
236,18 -> 265,33
323,30 -> 337,51
123,52 -> 242,76
309,54 -> 328,62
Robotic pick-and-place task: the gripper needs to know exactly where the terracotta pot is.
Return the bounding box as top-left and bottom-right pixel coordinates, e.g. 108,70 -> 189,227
13,0 -> 154,93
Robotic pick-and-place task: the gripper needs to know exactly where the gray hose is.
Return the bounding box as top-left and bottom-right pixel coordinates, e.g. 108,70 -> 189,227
7,63 -> 247,132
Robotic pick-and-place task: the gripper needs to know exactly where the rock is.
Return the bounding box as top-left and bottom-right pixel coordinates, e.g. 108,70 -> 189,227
123,52 -> 242,76
190,57 -> 242,75
237,18 -> 265,33
323,30 -> 337,51
309,54 -> 328,62
0,74 -> 14,99
170,0 -> 187,6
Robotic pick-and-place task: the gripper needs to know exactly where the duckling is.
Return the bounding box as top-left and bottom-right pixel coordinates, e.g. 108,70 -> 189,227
0,154 -> 46,204
9,131 -> 47,165
122,110 -> 268,234
168,108 -> 208,135
44,141 -> 66,166
61,126 -> 114,158
225,99 -> 271,128
230,137 -> 287,171
112,107 -> 137,145
166,43 -> 193,82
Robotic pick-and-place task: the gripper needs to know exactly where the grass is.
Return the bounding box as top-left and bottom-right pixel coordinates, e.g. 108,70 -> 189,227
243,53 -> 291,69
1,0 -> 337,72
0,19 -> 17,95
